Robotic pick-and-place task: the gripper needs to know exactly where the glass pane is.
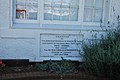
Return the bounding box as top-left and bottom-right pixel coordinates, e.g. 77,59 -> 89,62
53,0 -> 61,8
69,0 -> 79,21
16,0 -> 38,20
61,0 -> 70,8
44,0 -> 52,20
45,0 -> 52,2
16,0 -> 25,5
70,9 -> 78,21
44,7 -> 52,20
95,0 -> 103,8
44,0 -> 52,7
61,16 -> 69,21
28,0 -> 38,5
52,0 -> 61,20
84,0 -> 94,7
84,8 -> 93,22
16,0 -> 25,19
61,0 -> 70,21
44,0 -> 79,21
61,8 -> 69,21
70,0 -> 79,8
94,9 -> 103,22
26,5 -> 38,20
53,7 -> 60,20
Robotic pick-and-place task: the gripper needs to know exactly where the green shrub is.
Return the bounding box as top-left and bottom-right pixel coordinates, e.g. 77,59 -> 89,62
36,58 -> 76,74
82,16 -> 120,79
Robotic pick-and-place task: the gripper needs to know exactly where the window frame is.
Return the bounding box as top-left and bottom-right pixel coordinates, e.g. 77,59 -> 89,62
13,0 -> 40,23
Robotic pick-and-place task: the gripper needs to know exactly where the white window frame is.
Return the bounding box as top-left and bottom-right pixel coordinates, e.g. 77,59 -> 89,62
13,0 -> 39,23
12,0 -> 110,28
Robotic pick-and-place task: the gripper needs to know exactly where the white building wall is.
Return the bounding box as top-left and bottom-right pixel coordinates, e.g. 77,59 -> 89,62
0,0 -> 10,29
0,0 -> 120,62
109,0 -> 120,26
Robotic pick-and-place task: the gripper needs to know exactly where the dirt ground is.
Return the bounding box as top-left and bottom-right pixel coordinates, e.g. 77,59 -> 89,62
1,65 -> 110,80
0,60 -> 110,80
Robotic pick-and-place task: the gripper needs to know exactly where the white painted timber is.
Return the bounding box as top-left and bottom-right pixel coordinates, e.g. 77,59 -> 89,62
0,0 -> 120,62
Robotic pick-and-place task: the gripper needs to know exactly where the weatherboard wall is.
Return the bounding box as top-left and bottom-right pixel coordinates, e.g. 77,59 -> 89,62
0,0 -> 120,61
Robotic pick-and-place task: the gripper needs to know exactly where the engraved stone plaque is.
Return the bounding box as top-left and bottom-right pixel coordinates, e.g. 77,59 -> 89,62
40,34 -> 82,60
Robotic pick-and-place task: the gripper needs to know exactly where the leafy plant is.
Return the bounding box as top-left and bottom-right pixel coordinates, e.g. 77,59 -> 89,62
36,58 -> 76,74
82,16 -> 120,80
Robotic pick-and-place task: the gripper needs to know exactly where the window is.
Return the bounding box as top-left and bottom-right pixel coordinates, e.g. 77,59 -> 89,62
84,0 -> 104,22
13,0 -> 109,27
15,0 -> 38,20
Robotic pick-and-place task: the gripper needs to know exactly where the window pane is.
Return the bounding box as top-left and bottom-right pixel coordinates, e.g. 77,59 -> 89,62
44,7 -> 52,20
94,9 -> 103,22
44,0 -> 79,21
61,0 -> 69,21
95,0 -> 103,8
16,0 -> 38,20
84,0 -> 104,22
69,0 -> 79,21
44,0 -> 52,20
70,8 -> 78,21
84,0 -> 94,7
84,8 -> 93,22
61,8 -> 69,21
53,7 -> 60,20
